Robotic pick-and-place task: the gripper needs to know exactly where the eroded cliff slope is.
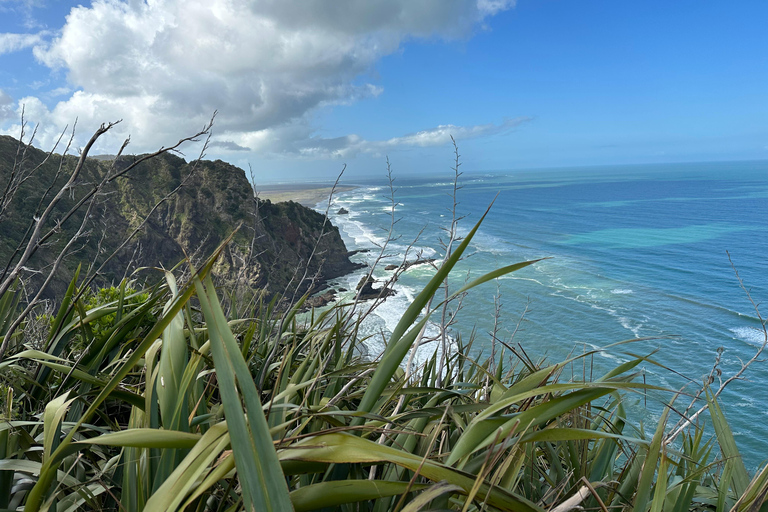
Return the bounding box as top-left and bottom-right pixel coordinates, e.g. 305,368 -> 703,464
0,135 -> 360,300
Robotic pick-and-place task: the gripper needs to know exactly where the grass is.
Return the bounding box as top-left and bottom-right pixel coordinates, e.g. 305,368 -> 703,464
0,210 -> 767,512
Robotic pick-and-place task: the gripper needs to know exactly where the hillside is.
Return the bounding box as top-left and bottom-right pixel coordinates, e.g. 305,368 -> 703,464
0,135 -> 361,301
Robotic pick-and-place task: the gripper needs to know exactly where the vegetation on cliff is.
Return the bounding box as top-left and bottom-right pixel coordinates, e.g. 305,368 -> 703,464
0,133 -> 359,304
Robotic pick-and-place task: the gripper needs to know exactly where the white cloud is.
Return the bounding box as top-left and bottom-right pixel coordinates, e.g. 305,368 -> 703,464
477,0 -> 517,17
47,86 -> 71,97
3,0 -> 519,157
381,117 -> 529,148
0,32 -> 43,55
0,89 -> 15,122
230,116 -> 532,159
209,140 -> 249,152
0,1 -> 50,30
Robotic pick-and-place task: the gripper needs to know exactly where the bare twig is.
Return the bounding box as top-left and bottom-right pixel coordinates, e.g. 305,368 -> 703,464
0,120 -> 119,304
0,113 -> 216,360
436,135 -> 466,387
665,251 -> 767,444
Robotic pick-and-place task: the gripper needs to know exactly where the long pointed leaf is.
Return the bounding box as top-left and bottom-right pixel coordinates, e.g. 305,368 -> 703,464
195,274 -> 293,511
281,432 -> 544,512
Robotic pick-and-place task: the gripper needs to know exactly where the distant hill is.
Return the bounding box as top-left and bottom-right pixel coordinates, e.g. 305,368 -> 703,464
0,135 -> 361,301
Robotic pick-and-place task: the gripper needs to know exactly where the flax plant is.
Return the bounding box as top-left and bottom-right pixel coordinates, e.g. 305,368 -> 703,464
0,204 -> 764,512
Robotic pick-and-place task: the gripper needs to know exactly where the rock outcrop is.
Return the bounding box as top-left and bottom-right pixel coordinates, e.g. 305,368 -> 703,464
355,276 -> 395,301
384,257 -> 436,272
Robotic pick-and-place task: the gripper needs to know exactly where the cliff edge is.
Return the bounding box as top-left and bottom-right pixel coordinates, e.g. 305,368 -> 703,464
0,135 -> 361,300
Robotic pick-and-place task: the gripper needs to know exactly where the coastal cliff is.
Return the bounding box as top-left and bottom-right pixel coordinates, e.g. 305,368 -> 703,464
0,135 -> 361,300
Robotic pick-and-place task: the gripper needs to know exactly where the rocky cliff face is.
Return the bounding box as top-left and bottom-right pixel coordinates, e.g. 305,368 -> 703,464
0,135 -> 361,300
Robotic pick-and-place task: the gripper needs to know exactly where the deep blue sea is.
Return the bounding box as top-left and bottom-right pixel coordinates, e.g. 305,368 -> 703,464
315,161 -> 768,466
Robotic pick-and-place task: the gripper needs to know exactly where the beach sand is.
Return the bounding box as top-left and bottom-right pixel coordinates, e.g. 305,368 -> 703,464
254,184 -> 356,208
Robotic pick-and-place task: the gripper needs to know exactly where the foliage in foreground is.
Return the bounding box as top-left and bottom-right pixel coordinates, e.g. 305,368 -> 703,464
0,214 -> 767,512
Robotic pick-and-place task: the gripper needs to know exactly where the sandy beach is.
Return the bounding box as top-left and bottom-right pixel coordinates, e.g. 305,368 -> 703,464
254,183 -> 357,208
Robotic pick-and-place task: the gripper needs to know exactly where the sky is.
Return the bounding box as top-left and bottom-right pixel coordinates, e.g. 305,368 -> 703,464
1,0 -> 767,182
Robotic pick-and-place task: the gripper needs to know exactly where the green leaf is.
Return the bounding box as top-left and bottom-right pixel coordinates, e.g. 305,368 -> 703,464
354,206 -> 491,421
0,460 -> 80,489
354,200 -> 539,424
289,480 -> 429,512
24,237 -> 230,512
76,429 -> 201,449
281,432 -> 544,512
180,452 -> 237,509
634,406 -> 670,512
519,427 -> 647,446
194,274 -> 293,511
707,387 -> 750,497
42,391 -> 74,463
399,481 -> 464,512
649,453 -> 669,512
448,385 -> 617,467
143,421 -> 230,512
157,272 -> 189,431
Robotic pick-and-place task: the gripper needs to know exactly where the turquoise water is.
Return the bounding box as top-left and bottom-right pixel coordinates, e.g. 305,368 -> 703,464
319,161 -> 768,466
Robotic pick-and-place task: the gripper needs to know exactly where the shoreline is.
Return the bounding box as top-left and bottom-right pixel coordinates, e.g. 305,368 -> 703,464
254,182 -> 366,306
254,184 -> 357,208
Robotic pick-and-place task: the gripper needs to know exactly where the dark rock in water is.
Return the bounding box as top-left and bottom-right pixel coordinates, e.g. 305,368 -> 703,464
337,207 -> 349,215
338,287 -> 347,292
408,257 -> 437,270
303,289 -> 336,309
0,134 -> 364,301
384,258 -> 437,273
355,275 -> 395,301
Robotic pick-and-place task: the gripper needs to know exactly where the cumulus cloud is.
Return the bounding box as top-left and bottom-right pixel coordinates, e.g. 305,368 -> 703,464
3,0 -> 519,156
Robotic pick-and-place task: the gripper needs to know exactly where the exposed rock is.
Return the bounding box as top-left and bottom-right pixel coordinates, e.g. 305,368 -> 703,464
337,207 -> 349,215
303,289 -> 337,310
406,257 -> 437,270
384,258 -> 437,272
355,275 -> 395,301
347,249 -> 370,257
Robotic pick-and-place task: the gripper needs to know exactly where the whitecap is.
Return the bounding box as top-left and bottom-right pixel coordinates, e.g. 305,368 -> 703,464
729,327 -> 767,346
618,316 -> 643,338
417,247 -> 438,258
732,397 -> 756,408
472,232 -> 512,255
581,342 -> 625,363
496,276 -> 546,287
337,217 -> 388,248
611,288 -> 634,295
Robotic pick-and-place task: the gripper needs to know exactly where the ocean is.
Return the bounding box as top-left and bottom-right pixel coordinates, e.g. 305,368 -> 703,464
314,160 -> 768,466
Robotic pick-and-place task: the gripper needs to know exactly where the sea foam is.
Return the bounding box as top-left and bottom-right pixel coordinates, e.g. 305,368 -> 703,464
729,326 -> 767,346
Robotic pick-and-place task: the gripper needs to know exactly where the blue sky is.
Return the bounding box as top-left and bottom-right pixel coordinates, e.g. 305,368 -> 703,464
1,0 -> 766,181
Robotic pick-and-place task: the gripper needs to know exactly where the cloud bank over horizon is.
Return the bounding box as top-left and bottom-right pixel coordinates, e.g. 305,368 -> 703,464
0,0 -> 518,159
